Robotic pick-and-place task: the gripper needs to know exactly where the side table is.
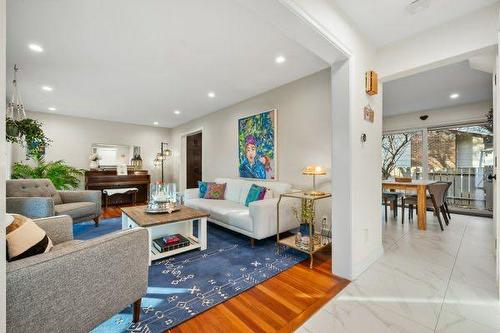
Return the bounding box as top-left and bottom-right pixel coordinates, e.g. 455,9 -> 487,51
276,191 -> 332,268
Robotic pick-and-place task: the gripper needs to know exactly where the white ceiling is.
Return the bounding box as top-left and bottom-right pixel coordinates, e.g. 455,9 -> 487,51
383,60 -> 493,116
6,0 -> 330,127
334,0 -> 499,47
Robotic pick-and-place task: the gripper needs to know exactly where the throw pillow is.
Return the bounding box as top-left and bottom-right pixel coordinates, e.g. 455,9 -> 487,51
6,214 -> 53,262
204,183 -> 226,200
245,184 -> 267,207
198,181 -> 213,198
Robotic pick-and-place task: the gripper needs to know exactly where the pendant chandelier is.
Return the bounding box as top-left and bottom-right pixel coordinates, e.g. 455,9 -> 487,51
6,64 -> 26,120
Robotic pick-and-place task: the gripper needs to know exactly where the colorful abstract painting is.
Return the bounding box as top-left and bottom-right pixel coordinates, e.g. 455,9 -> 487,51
238,110 -> 276,180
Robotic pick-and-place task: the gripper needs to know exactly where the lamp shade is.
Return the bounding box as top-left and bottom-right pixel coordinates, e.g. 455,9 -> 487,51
302,165 -> 326,176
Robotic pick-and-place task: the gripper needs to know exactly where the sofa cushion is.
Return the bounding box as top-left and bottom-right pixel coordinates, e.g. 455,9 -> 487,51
204,183 -> 226,200
51,240 -> 84,252
206,200 -> 253,232
6,214 -> 53,261
7,179 -> 63,205
185,198 -> 215,212
220,179 -> 242,202
55,202 -> 96,219
238,182 -> 253,205
215,178 -> 292,204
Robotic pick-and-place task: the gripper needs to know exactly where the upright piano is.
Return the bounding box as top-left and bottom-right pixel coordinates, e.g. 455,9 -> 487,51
85,169 -> 151,206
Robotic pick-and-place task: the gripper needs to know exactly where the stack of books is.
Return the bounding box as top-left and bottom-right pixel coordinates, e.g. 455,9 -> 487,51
153,234 -> 191,253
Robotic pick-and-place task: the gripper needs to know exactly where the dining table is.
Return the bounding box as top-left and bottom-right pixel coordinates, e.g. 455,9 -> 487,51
382,179 -> 437,230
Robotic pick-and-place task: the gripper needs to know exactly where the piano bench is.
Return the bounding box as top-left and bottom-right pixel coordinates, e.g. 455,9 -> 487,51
103,188 -> 139,209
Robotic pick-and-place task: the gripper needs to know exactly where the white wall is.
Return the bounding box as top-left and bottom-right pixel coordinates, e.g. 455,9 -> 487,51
383,101 -> 492,132
11,112 -> 171,186
170,69 -> 333,219
377,4 -> 500,81
286,0 -> 383,279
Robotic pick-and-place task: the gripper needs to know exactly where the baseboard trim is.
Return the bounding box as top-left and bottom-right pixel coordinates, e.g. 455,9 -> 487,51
351,245 -> 384,279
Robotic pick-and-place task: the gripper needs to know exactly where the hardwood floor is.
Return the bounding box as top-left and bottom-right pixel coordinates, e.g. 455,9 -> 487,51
101,206 -> 350,333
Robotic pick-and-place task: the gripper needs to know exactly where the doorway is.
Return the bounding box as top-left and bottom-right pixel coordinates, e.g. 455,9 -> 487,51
186,132 -> 202,189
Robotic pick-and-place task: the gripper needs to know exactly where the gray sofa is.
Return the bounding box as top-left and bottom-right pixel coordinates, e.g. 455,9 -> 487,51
6,178 -> 102,225
7,215 -> 149,333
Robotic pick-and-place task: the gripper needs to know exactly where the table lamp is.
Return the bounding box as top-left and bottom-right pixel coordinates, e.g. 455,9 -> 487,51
302,165 -> 327,196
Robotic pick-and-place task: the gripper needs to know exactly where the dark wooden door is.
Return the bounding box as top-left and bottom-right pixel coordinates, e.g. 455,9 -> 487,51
186,132 -> 202,189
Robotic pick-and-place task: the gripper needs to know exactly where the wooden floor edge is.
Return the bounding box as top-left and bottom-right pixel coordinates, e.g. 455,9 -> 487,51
277,278 -> 350,333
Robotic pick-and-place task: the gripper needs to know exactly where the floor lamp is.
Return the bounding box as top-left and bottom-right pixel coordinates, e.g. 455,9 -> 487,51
153,142 -> 172,183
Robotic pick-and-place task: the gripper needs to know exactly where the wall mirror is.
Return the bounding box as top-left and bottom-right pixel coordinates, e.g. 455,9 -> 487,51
91,144 -> 132,167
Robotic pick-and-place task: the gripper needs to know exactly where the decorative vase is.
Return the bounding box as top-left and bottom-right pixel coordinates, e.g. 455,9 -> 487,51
131,146 -> 143,169
89,161 -> 99,169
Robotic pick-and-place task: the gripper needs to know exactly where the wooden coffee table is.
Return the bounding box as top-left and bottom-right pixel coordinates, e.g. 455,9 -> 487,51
121,205 -> 209,264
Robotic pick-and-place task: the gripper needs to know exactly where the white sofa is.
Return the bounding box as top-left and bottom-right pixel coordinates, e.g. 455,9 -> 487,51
184,178 -> 299,241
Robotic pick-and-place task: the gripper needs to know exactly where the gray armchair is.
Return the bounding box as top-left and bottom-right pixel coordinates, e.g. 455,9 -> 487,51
7,215 -> 149,333
6,178 -> 102,225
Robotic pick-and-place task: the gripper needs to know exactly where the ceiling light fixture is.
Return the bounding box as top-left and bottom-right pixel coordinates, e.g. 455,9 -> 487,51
406,0 -> 432,15
275,55 -> 286,64
208,92 -> 216,98
28,43 -> 44,52
48,107 -> 56,111
449,93 -> 460,99
41,86 -> 53,92
153,121 -> 159,126
173,110 -> 181,115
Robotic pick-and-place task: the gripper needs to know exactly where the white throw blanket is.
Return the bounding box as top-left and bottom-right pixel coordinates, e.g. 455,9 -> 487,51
103,188 -> 138,196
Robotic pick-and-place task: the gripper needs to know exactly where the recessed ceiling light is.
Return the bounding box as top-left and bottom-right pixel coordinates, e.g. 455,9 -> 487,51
48,107 -> 56,111
28,44 -> 44,52
208,92 -> 216,98
153,121 -> 159,126
449,93 -> 460,99
275,55 -> 286,64
173,110 -> 181,115
41,86 -> 53,92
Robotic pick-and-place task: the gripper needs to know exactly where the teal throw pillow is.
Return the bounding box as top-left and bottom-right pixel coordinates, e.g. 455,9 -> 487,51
245,184 -> 267,207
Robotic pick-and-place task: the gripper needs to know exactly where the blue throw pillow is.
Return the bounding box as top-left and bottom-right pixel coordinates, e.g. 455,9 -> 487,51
245,184 -> 266,207
198,181 -> 209,198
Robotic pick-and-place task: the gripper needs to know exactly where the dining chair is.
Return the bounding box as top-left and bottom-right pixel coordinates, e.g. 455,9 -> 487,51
406,182 -> 449,231
382,191 -> 404,223
442,181 -> 452,220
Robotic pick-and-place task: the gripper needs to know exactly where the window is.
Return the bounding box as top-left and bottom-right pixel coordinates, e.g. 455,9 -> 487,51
382,131 -> 423,179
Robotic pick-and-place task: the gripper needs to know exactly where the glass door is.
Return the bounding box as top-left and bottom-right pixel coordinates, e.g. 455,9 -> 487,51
428,124 -> 494,214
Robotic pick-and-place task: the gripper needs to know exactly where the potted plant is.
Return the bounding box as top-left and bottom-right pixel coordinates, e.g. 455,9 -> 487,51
11,157 -> 84,190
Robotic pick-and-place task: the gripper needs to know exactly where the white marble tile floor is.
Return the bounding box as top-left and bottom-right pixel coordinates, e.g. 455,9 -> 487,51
297,210 -> 498,333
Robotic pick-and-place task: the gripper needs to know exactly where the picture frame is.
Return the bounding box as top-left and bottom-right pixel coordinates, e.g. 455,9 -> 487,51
238,109 -> 278,180
116,164 -> 128,176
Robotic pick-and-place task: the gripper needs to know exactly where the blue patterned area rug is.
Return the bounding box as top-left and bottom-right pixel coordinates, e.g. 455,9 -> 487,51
74,217 -> 307,333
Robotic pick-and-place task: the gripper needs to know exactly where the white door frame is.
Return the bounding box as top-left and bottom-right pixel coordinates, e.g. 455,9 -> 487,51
178,128 -> 203,191
495,44 -> 500,297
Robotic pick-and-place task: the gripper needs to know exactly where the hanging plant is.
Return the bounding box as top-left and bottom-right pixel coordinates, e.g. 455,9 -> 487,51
6,117 -> 19,141
5,117 -> 52,159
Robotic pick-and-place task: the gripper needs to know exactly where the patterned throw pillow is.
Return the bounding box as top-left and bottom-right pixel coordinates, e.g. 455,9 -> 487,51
198,181 -> 213,198
6,214 -> 53,262
245,184 -> 267,207
204,183 -> 226,200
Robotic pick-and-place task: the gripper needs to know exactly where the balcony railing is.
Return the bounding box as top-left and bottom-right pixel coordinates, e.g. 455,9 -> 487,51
390,166 -> 494,212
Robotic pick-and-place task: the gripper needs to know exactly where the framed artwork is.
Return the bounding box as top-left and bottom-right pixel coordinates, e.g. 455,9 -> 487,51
238,109 -> 277,180
116,164 -> 128,176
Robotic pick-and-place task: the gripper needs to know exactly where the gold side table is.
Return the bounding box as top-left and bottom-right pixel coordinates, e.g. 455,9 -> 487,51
276,191 -> 332,268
